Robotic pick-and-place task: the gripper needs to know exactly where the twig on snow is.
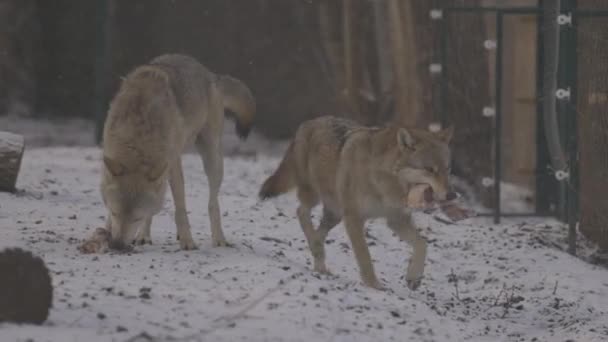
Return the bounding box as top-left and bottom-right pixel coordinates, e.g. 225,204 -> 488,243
449,268 -> 460,301
493,283 -> 507,307
433,215 -> 454,225
552,280 -> 558,295
184,272 -> 304,340
259,236 -> 290,245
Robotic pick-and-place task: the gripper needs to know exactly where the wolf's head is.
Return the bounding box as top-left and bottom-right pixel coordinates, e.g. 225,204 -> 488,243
392,126 -> 456,201
100,156 -> 168,249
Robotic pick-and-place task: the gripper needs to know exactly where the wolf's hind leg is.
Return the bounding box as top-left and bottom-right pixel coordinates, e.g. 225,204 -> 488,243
310,207 -> 341,274
296,186 -> 330,273
195,132 -> 228,247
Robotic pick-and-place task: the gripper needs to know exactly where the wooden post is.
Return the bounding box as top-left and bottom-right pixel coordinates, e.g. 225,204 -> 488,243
0,131 -> 25,192
501,12 -> 538,193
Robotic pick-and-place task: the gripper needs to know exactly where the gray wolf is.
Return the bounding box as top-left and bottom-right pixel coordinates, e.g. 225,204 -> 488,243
101,54 -> 255,250
259,116 -> 454,289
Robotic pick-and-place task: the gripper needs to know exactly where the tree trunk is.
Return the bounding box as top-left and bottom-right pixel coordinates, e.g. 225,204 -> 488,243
316,0 -> 375,125
0,132 -> 25,193
343,0 -> 355,114
388,0 -> 421,127
0,0 -> 37,117
371,0 -> 394,123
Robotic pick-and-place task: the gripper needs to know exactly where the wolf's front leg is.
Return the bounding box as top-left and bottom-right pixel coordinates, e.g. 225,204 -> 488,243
386,212 -> 427,290
169,159 -> 197,250
134,217 -> 153,245
105,214 -> 112,231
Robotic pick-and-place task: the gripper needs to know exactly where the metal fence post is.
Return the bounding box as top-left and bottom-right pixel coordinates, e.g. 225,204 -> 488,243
493,12 -> 504,224
558,0 -> 578,255
535,0 -> 559,216
439,11 -> 448,127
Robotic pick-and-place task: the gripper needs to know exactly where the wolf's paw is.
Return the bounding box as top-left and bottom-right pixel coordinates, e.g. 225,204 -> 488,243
363,277 -> 386,291
179,237 -> 197,250
406,277 -> 423,291
313,264 -> 332,275
136,238 -> 152,246
212,238 -> 231,247
133,237 -> 152,246
133,229 -> 152,245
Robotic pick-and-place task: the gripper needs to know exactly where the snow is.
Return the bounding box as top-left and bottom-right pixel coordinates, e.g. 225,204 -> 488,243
1,147 -> 608,342
0,115 -> 97,148
0,114 -> 288,157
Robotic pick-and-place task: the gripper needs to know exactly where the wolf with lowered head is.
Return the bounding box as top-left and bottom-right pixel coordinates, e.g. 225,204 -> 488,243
101,54 -> 255,250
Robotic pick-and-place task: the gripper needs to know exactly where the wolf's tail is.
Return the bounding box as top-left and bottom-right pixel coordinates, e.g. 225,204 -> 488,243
259,142 -> 296,200
217,75 -> 256,139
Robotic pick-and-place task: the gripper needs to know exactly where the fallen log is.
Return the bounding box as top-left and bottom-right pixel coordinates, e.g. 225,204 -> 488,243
0,131 -> 25,192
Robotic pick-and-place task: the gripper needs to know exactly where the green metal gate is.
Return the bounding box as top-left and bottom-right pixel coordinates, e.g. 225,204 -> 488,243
433,0 -> 608,255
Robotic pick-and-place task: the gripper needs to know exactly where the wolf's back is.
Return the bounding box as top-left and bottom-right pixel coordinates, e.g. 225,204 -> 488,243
151,54 -> 255,140
259,116 -> 356,200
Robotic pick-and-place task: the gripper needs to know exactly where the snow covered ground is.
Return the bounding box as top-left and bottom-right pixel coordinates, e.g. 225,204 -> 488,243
1,146 -> 607,342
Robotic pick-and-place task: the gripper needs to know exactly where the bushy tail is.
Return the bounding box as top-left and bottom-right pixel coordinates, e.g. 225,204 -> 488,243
217,75 -> 256,139
259,142 -> 296,200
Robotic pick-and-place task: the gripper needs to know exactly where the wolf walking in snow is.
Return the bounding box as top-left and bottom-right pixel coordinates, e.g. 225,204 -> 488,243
259,116 -> 454,289
101,54 -> 255,250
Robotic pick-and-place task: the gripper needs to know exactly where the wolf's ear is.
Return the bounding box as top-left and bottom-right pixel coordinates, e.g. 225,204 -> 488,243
146,162 -> 168,182
104,156 -> 126,177
397,128 -> 416,151
438,125 -> 454,143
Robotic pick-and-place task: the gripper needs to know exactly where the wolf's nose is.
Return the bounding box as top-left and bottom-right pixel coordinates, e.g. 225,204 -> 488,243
446,192 -> 458,201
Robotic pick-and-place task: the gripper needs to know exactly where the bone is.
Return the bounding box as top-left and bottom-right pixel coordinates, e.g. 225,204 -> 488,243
406,184 -> 435,210
78,228 -> 111,254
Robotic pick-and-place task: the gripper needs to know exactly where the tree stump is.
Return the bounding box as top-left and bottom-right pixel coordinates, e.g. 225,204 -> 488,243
0,248 -> 53,324
0,131 -> 25,192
